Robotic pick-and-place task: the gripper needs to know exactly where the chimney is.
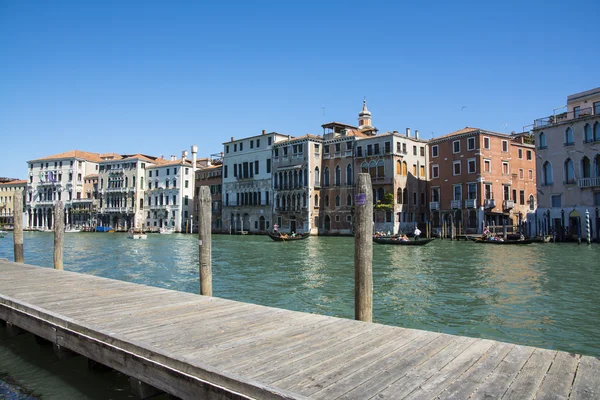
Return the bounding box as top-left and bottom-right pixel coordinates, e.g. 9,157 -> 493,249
171,155 -> 176,161
415,130 -> 419,139
406,128 -> 411,137
262,130 -> 266,135
182,150 -> 188,161
393,130 -> 398,134
191,145 -> 198,173
231,137 -> 235,142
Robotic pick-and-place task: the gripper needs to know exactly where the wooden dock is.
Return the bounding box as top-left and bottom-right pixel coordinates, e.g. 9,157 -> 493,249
0,260 -> 598,399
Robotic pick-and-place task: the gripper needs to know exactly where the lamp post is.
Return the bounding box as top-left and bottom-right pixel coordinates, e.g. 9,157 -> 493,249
561,209 -> 565,241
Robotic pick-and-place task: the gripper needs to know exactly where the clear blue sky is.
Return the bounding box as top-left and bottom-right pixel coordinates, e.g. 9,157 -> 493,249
1,0 -> 598,179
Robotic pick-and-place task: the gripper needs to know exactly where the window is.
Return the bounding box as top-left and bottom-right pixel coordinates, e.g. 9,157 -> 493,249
453,161 -> 461,175
346,164 -> 352,185
356,146 -> 363,157
467,159 -> 476,174
502,140 -> 508,152
431,165 -> 439,178
268,137 -> 272,145
529,195 -> 535,210
502,162 -> 509,175
250,140 -> 254,149
453,185 -> 462,201
519,168 -> 524,180
347,194 -> 352,206
420,165 -> 425,177
413,145 -> 417,156
584,124 -> 592,142
325,195 -> 330,207
539,132 -> 547,149
234,144 -> 237,152
574,106 -> 580,118
542,161 -> 553,185
420,147 -> 425,156
255,160 -> 259,174
432,145 -> 438,157
185,180 -> 189,188
483,137 -> 490,149
266,159 -> 271,173
335,195 -> 340,206
467,137 -> 476,150
484,159 -> 491,173
314,194 -> 319,208
528,169 -> 533,180
257,139 -> 260,147
551,194 -> 561,207
335,165 -> 341,186
594,102 -> 600,115
485,183 -> 493,199
412,164 -> 417,175
239,142 -> 243,151
565,127 -> 574,145
520,190 -> 525,205
224,165 -> 228,178
518,149 -> 523,159
527,150 -> 532,160
564,158 -> 575,184
453,141 -> 460,153
384,141 -> 391,153
467,183 -> 477,199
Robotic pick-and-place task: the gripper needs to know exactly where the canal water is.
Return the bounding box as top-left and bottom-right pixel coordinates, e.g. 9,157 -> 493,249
1,232 -> 599,398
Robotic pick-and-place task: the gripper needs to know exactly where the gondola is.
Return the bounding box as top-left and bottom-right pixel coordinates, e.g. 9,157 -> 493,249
373,237 -> 434,246
473,238 -> 533,245
267,231 -> 310,242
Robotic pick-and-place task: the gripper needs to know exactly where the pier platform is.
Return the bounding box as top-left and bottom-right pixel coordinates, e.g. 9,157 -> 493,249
0,260 -> 598,399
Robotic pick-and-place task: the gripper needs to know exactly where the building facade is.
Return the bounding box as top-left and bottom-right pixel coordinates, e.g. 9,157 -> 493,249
272,134 -> 322,234
533,87 -> 600,241
0,179 -> 27,227
429,128 -> 536,236
194,161 -> 223,233
26,150 -> 102,230
222,131 -> 289,234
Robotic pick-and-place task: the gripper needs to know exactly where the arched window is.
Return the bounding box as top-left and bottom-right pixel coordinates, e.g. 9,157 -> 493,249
542,161 -> 553,185
565,127 -> 574,145
303,192 -> 307,207
294,170 -> 299,188
132,176 -> 136,188
335,165 -> 341,186
581,156 -> 591,178
274,173 -> 279,189
538,132 -> 546,149
314,194 -> 319,207
396,160 -> 402,174
397,188 -> 402,204
402,161 -> 408,176
304,168 -> 308,187
335,195 -> 340,206
584,124 -> 592,142
377,160 -> 385,177
325,195 -> 330,207
564,158 -> 575,184
369,161 -> 377,178
346,164 -> 352,186
346,194 -> 352,206
323,167 -> 330,187
165,179 -> 170,189
529,195 -> 535,211
594,122 -> 600,142
298,169 -> 303,187
314,167 -> 320,187
125,176 -> 128,187
173,179 -> 176,188
361,162 -> 368,174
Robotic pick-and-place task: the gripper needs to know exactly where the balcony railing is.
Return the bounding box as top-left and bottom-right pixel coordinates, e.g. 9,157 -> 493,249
579,177 -> 600,188
451,200 -> 462,209
103,207 -> 133,213
429,201 -> 439,210
484,199 -> 496,208
533,106 -> 595,129
465,199 -> 477,208
503,200 -> 515,209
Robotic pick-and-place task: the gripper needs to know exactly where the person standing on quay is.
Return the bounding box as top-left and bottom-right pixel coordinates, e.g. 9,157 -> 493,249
414,226 -> 421,241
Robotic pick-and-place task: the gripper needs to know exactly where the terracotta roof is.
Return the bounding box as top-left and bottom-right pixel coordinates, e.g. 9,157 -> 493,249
0,179 -> 27,186
100,153 -> 123,160
198,164 -> 221,171
29,150 -> 103,163
147,159 -> 193,168
435,127 -> 481,140
118,154 -> 167,164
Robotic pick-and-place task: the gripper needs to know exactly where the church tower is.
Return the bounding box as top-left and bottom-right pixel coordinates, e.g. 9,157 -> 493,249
358,100 -> 372,129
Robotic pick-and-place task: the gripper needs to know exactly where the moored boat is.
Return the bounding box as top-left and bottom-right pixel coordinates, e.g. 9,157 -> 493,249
65,227 -> 81,233
95,226 -> 114,233
373,237 -> 434,246
127,228 -> 147,240
267,231 -> 310,241
474,238 -> 533,245
159,227 -> 174,234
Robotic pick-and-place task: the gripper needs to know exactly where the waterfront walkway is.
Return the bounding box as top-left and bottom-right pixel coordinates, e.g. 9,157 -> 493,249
0,260 -> 598,399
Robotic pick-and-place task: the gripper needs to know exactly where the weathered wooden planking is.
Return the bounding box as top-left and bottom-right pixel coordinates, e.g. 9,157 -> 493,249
0,260 -> 597,400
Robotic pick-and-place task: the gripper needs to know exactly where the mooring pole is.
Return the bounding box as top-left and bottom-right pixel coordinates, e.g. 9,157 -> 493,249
54,201 -> 64,270
13,189 -> 24,263
198,186 -> 212,296
354,173 -> 373,322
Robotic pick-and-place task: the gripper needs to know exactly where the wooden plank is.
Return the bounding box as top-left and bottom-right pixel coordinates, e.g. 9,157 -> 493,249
571,355 -> 600,400
502,348 -> 556,400
402,338 -> 496,400
436,341 -> 514,400
469,345 -> 536,400
368,335 -> 478,399
535,351 -> 580,400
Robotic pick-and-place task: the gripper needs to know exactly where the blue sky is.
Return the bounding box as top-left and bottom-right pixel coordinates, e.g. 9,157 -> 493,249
1,0 -> 598,179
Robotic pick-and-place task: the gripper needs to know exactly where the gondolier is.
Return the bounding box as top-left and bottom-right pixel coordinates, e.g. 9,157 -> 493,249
414,226 -> 421,241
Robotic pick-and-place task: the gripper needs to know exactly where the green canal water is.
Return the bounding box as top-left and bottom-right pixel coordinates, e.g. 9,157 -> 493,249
1,232 -> 599,398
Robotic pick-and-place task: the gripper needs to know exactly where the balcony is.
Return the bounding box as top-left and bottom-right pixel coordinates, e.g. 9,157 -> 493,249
579,177 -> 600,188
484,199 -> 496,208
503,200 -> 515,210
104,207 -> 133,213
533,106 -> 595,129
429,201 -> 439,210
465,199 -> 477,208
451,200 -> 462,209
344,150 -> 353,156
370,177 -> 393,185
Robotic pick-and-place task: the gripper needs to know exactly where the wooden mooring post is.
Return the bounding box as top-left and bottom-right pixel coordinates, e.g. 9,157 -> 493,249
54,201 -> 64,270
354,173 -> 373,322
197,186 -> 212,296
13,189 -> 24,263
